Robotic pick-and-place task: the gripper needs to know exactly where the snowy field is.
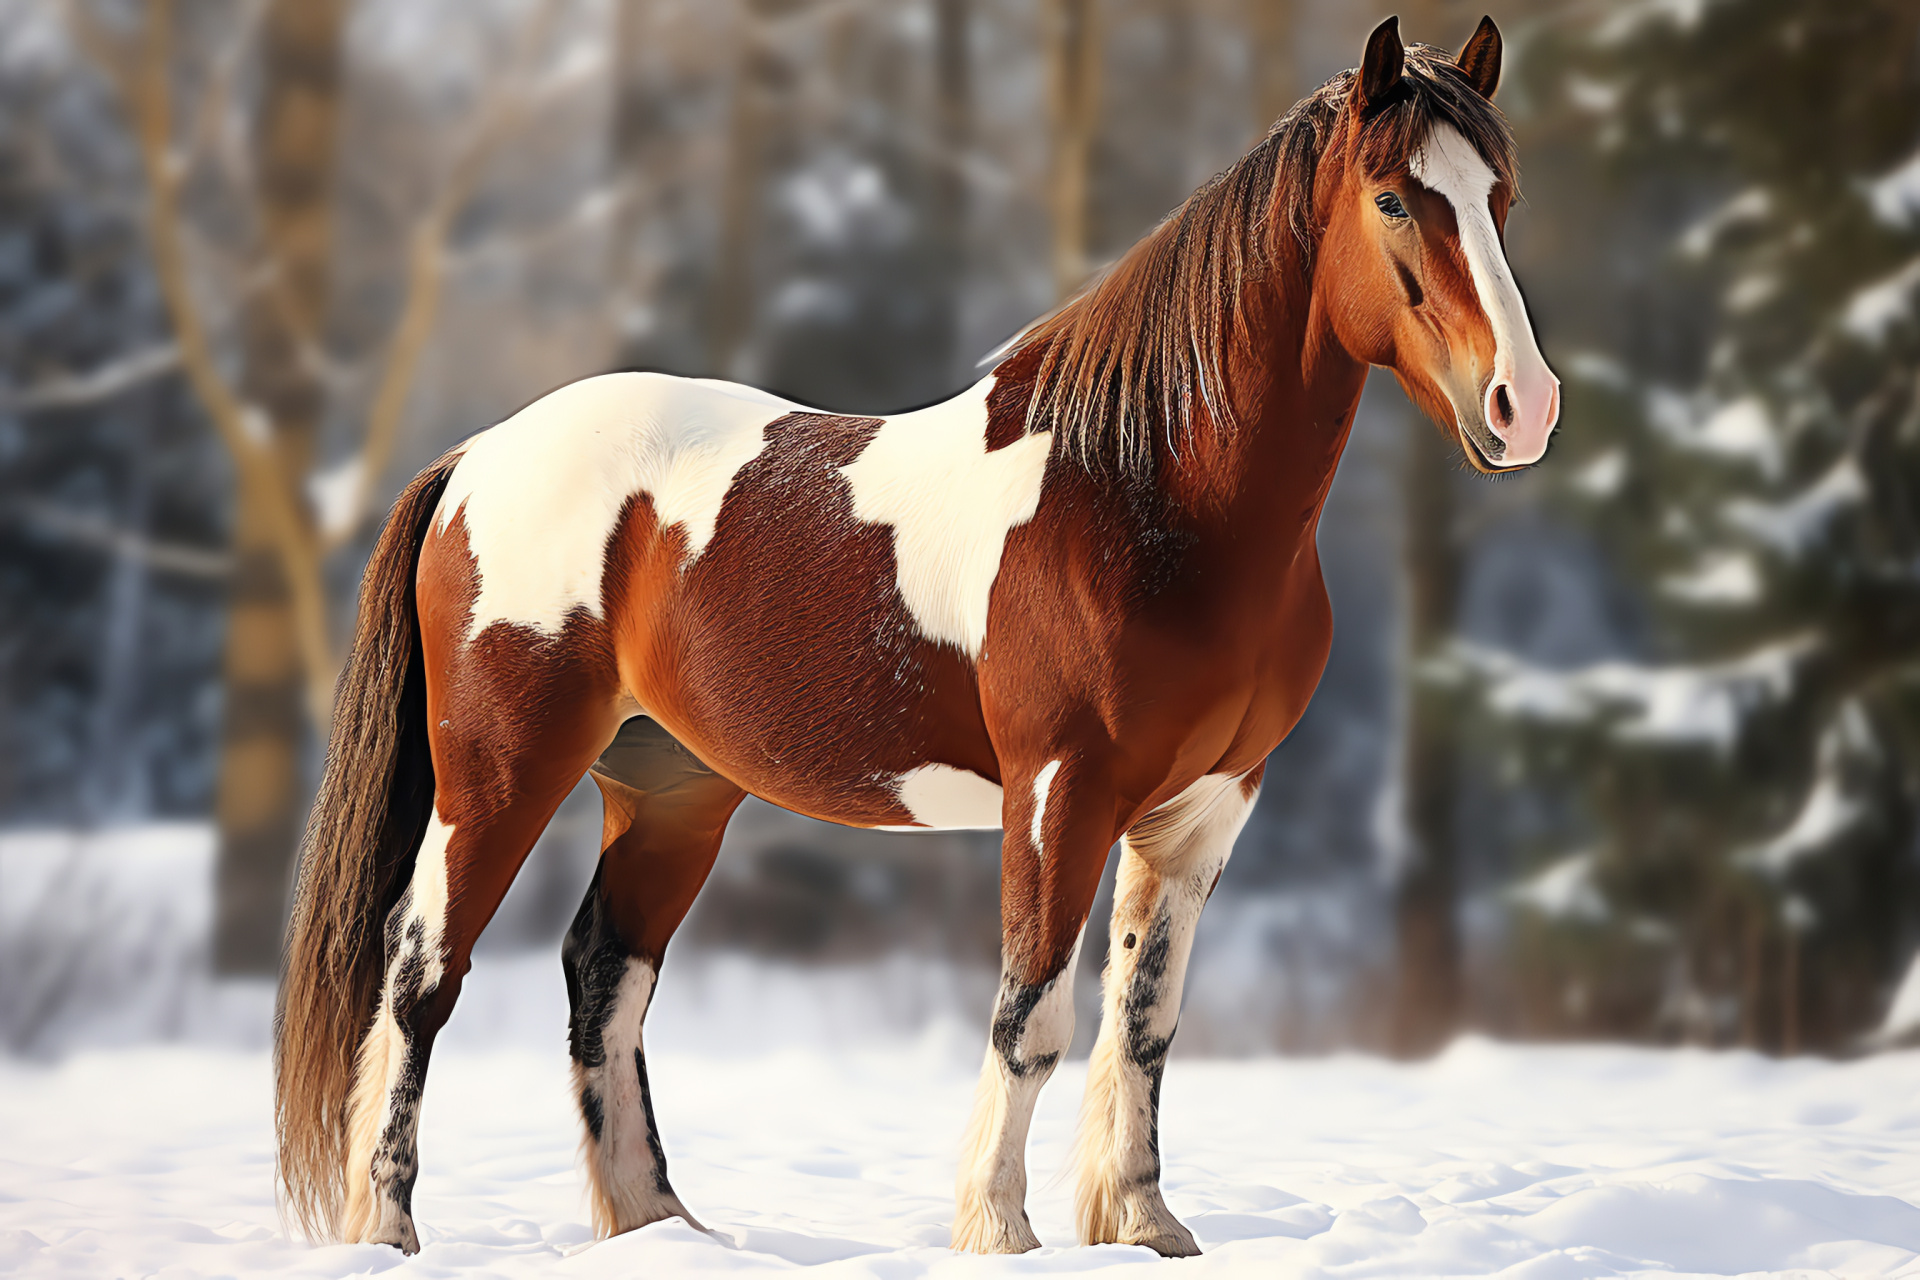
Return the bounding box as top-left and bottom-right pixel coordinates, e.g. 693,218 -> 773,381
8,832 -> 1920,1276
5,955 -> 1920,1278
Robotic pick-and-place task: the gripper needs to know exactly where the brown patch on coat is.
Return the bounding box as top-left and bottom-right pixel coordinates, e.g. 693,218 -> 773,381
599,411 -> 1000,827
413,508 -> 626,967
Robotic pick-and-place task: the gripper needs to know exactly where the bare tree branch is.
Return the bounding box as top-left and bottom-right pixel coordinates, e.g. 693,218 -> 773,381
10,498 -> 232,579
74,0 -> 339,722
2,344 -> 180,411
334,0 -> 572,551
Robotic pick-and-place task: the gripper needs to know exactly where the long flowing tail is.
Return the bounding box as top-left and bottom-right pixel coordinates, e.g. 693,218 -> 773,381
274,449 -> 461,1241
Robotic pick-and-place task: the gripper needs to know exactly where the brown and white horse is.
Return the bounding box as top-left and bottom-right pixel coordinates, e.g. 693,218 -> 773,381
276,15 -> 1556,1258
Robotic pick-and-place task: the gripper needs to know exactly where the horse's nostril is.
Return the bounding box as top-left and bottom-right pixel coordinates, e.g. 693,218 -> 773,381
1494,383 -> 1515,428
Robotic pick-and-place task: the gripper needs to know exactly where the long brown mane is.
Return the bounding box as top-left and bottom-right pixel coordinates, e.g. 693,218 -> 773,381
1012,44 -> 1521,476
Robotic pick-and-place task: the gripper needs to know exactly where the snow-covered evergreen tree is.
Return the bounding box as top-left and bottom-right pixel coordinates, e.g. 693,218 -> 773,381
1459,0 -> 1920,1049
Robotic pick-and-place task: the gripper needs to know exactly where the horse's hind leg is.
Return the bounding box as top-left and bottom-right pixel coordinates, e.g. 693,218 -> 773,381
1072,769 -> 1260,1256
341,650 -> 621,1251
565,717 -> 743,1237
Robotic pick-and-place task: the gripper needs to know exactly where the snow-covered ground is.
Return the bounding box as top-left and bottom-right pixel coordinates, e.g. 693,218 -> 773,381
4,953 -> 1920,1278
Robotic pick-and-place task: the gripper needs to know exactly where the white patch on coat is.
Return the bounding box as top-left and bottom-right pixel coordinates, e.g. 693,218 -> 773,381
1140,773 -> 1246,855
398,813 -> 453,987
1030,760 -> 1061,856
1409,125 -> 1557,465
888,763 -> 1005,830
437,372 -> 799,640
839,377 -> 1053,657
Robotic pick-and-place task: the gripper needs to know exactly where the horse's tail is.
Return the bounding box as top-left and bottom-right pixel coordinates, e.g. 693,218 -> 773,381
274,448 -> 461,1242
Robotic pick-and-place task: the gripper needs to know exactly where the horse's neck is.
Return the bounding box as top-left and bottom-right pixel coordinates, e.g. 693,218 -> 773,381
1158,279 -> 1368,568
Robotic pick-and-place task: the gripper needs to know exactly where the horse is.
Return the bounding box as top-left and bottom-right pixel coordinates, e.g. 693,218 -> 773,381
275,14 -> 1557,1258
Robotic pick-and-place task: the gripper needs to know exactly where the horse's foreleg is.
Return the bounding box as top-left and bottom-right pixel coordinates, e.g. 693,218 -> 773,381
567,719 -> 742,1238
340,661 -> 619,1252
952,758 -> 1113,1254
1073,769 -> 1260,1256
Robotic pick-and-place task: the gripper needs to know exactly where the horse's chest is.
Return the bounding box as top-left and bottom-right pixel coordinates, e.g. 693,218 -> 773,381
1241,563 -> 1335,756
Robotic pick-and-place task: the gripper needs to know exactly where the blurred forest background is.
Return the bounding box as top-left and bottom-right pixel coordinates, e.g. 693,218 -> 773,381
3,0 -> 1920,1059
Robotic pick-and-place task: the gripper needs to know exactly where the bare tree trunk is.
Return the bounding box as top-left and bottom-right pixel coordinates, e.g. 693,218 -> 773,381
214,0 -> 347,974
931,0 -> 972,384
710,0 -> 784,378
1044,0 -> 1101,300
606,0 -> 663,370
1388,416 -> 1463,1057
1782,920 -> 1801,1055
1245,0 -> 1298,134
84,409 -> 154,823
72,0 -> 561,972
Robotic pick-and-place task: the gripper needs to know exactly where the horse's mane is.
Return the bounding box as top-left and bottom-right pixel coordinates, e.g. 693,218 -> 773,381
1010,44 -> 1520,476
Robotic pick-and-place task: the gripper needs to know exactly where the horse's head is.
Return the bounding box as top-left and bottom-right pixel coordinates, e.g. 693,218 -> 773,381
1314,16 -> 1559,472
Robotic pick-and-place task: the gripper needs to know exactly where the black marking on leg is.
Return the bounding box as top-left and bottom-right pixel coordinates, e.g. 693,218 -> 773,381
635,1048 -> 673,1195
991,976 -> 1061,1079
566,863 -> 676,1198
1120,909 -> 1176,1181
564,864 -> 630,1074
580,1086 -> 605,1142
367,896 -> 444,1234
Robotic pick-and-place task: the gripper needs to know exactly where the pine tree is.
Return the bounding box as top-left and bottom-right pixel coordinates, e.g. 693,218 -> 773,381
1464,0 -> 1920,1050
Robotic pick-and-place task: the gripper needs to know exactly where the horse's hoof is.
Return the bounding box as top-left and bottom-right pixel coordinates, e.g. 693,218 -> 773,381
950,1203 -> 1042,1254
1135,1223 -> 1201,1258
1079,1188 -> 1201,1256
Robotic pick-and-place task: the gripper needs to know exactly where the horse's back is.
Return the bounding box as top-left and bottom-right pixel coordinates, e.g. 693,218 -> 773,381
421,370 -> 1029,831
430,372 -> 802,642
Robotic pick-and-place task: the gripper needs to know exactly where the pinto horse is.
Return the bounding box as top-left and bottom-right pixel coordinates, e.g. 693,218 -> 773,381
276,15 -> 1556,1258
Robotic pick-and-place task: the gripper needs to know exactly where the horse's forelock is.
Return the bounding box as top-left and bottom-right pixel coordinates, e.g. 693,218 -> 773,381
1357,44 -> 1520,202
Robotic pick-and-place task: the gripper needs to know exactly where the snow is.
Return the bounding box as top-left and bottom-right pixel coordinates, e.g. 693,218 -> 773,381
1741,704 -> 1877,879
1447,637 -> 1810,751
1660,551 -> 1762,605
1844,257 -> 1920,344
8,994 -> 1920,1278
1678,188 -> 1771,260
1560,351 -> 1631,392
1595,0 -> 1712,45
1723,455 -> 1867,553
1868,150 -> 1920,229
1877,950 -> 1920,1044
1563,75 -> 1622,116
1741,772 -> 1866,878
0,825 -> 241,1054
1569,448 -> 1628,499
306,452 -> 367,540
9,830 -> 1920,1277
1687,397 -> 1781,479
1508,851 -> 1608,923
1645,389 -> 1783,479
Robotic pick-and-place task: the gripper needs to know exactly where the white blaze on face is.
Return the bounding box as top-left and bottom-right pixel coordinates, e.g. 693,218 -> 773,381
438,372 -> 799,640
1408,124 -> 1560,466
839,376 -> 1053,658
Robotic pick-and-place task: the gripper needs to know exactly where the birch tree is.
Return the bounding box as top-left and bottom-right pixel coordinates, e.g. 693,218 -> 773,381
68,0 -> 577,970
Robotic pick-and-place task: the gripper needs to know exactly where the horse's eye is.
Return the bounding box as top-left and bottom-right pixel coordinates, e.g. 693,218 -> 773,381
1375,191 -> 1409,220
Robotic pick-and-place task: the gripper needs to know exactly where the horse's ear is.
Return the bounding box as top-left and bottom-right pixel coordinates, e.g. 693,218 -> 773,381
1456,15 -> 1502,100
1357,16 -> 1405,114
